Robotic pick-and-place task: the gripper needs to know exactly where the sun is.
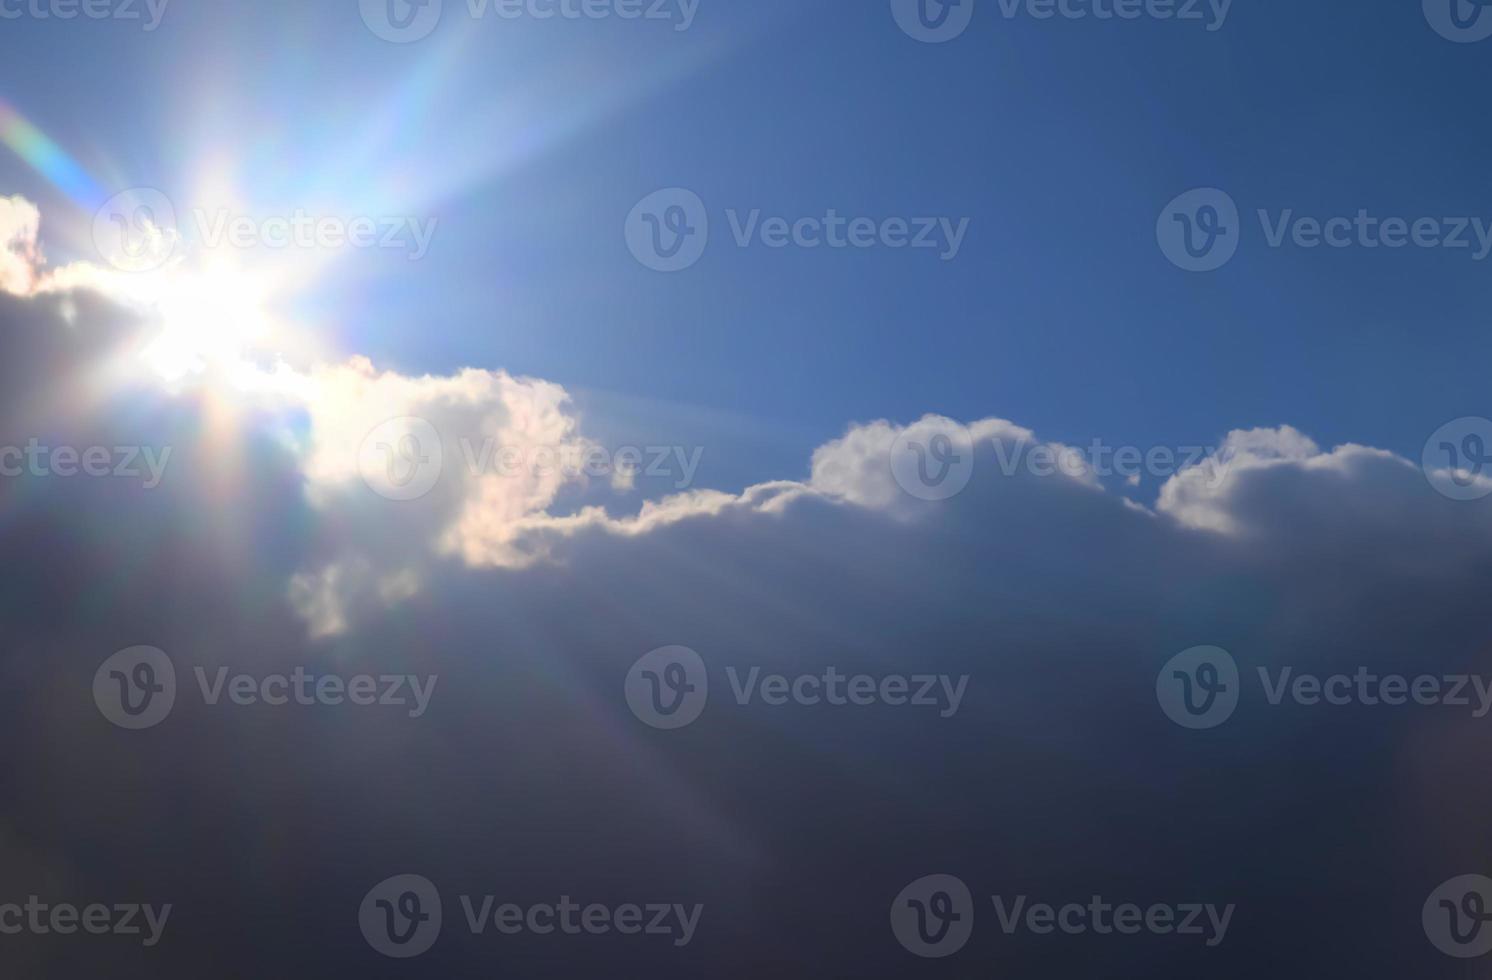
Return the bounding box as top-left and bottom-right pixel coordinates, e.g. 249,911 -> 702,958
136,259 -> 281,383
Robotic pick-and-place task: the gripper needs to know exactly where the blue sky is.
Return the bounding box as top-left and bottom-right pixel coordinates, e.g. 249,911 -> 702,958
4,0 -> 1489,494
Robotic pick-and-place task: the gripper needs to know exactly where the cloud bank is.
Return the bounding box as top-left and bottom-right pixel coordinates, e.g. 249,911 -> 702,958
3,195 -> 1491,977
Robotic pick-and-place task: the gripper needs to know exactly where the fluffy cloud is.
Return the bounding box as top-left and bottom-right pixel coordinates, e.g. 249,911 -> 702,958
284,356 -> 603,634
2,193 -> 1482,639
0,194 -> 42,295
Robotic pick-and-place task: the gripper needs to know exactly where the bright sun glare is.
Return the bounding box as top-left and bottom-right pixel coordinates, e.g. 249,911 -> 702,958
77,194 -> 316,389
138,262 -> 275,382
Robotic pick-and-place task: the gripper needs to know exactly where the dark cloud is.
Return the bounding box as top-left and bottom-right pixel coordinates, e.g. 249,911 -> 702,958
1,284 -> 1490,977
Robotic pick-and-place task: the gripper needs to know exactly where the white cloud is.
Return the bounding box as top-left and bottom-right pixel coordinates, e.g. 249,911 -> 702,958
0,195 -> 42,296
3,193 -> 1485,640
1156,425 -> 1407,534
